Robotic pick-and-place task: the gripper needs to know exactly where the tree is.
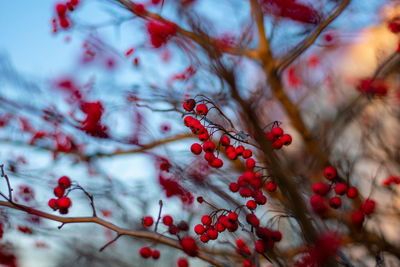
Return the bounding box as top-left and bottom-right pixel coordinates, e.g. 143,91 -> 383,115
0,0 -> 400,266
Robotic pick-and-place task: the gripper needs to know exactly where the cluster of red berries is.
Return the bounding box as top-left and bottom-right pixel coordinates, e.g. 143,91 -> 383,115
351,198 -> 376,228
265,126 -> 292,149
194,212 -> 239,243
229,170 -> 268,209
48,176 -> 72,214
138,246 -> 160,260
310,166 -> 358,214
382,175 -> 400,187
53,0 -> 80,31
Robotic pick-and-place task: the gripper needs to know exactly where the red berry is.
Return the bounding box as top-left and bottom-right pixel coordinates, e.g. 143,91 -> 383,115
56,3 -> 67,17
183,99 -> 196,111
235,145 -> 244,155
312,182 -> 330,196
180,236 -> 198,257
246,200 -> 257,210
200,233 -> 209,243
347,187 -> 358,199
196,104 -> 208,116
202,141 -> 215,153
229,182 -> 240,192
177,257 -> 189,267
183,116 -> 193,127
198,132 -> 209,141
59,17 -> 70,29
220,135 -> 230,146
246,214 -> 259,227
243,260 -> 252,267
334,183 -> 348,195
361,199 -> 376,215
227,151 -> 237,160
329,196 -> 342,209
139,247 -> 152,258
235,238 -> 246,248
310,195 -> 327,214
201,215 -> 212,225
351,210 -> 365,228
54,186 -> 65,198
228,212 -> 238,221
58,176 -> 71,189
143,216 -> 154,227
168,225 -> 179,235
210,158 -> 223,168
190,143 -> 202,155
272,139 -> 283,149
48,198 -> 57,210
152,250 -> 160,259
254,194 -> 267,205
271,126 -> 283,137
323,166 -> 337,180
162,215 -> 174,226
246,158 -> 256,169
242,149 -> 252,159
255,240 -> 265,253
281,134 -> 292,146
271,230 -> 282,242
56,197 -> 71,209
265,132 -> 275,141
265,181 -> 277,192
207,228 -> 218,240
194,224 -> 205,235
204,152 -> 215,162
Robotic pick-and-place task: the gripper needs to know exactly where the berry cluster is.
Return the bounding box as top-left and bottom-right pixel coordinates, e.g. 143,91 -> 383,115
382,175 -> 400,187
53,0 -> 80,32
48,176 -> 72,214
310,166 -> 376,228
139,247 -> 160,260
265,126 -> 292,149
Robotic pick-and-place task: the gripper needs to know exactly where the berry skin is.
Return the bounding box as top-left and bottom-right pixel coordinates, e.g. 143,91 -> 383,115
334,183 -> 348,195
271,126 -> 283,137
139,247 -> 152,258
227,212 -> 238,221
235,145 -> 244,155
255,240 -> 265,253
281,134 -> 292,146
202,141 -> 215,153
196,104 -> 208,116
201,215 -> 212,225
162,215 -> 174,226
200,233 -> 209,243
271,230 -> 282,242
194,224 -> 205,235
242,149 -> 252,159
177,221 -> 189,231
54,186 -> 65,198
220,136 -> 230,146
56,197 -> 71,209
229,182 -> 240,192
227,151 -> 237,160
310,195 -> 327,214
312,182 -> 330,196
56,3 -> 67,17
180,236 -> 198,257
190,143 -> 202,155
265,132 -> 275,141
347,187 -> 358,199
246,214 -> 260,227
207,228 -> 218,240
143,216 -> 154,227
246,200 -> 257,210
58,176 -> 71,189
168,225 -> 179,235
351,210 -> 365,228
246,158 -> 256,169
329,196 -> 342,209
177,257 -> 189,267
361,199 -> 376,215
48,198 -> 57,210
210,158 -> 223,168
323,166 -> 337,180
204,152 -> 215,162
183,116 -> 193,126
151,250 -> 160,259
265,181 -> 277,192
183,99 -> 196,111
198,132 -> 209,141
272,139 -> 283,149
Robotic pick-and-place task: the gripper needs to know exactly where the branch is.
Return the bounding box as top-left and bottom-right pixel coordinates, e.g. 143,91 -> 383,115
0,200 -> 225,267
277,0 -> 351,73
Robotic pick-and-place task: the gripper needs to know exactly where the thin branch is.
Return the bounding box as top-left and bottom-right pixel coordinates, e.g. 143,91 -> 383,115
277,0 -> 351,73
